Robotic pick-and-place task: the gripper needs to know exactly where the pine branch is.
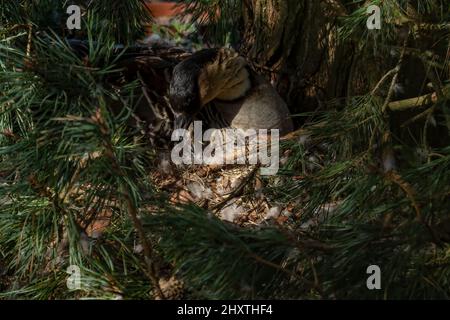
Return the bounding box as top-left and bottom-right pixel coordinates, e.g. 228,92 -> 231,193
388,84 -> 450,111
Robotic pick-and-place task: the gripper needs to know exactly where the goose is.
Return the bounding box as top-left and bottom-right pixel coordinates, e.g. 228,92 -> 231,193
169,47 -> 294,136
66,41 -> 293,146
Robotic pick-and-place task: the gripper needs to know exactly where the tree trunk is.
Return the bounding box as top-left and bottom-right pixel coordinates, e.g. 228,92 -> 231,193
240,0 -> 352,122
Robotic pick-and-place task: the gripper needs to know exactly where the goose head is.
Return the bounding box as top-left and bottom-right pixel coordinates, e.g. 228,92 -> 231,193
169,48 -> 251,128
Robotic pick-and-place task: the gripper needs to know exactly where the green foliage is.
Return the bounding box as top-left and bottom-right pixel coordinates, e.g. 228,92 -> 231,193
151,20 -> 205,50
0,0 -> 151,44
1,0 -> 449,300
0,1 -> 157,299
181,0 -> 242,46
145,0 -> 450,299
144,205 -> 293,299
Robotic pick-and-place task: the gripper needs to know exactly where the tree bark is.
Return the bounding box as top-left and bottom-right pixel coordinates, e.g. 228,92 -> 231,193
239,0 -> 353,122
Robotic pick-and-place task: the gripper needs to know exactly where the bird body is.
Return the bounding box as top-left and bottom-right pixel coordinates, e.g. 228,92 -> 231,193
205,73 -> 293,135
170,48 -> 293,136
